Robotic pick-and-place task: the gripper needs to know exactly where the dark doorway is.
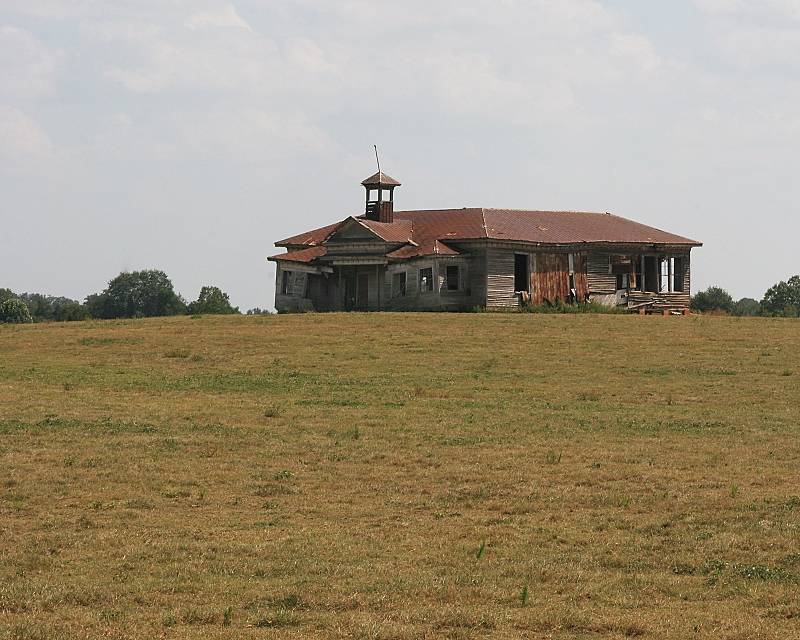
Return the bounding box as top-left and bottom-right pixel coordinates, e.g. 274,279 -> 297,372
514,254 -> 529,292
644,256 -> 659,292
357,273 -> 369,309
344,275 -> 356,311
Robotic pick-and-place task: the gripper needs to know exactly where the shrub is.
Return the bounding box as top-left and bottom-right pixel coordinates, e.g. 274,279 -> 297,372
731,297 -> 761,317
691,286 -> 734,313
522,300 -> 625,314
187,286 -> 239,315
0,298 -> 33,324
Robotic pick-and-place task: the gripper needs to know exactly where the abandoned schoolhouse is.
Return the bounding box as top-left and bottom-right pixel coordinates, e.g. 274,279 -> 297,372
268,171 -> 702,313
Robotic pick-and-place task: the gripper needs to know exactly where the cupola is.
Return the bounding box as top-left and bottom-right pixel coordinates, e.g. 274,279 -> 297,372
362,171 -> 401,223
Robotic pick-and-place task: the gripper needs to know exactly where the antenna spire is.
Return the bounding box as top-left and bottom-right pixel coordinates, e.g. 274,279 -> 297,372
374,144 -> 381,179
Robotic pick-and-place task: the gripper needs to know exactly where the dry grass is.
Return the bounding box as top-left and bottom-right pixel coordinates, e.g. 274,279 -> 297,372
1,313 -> 799,639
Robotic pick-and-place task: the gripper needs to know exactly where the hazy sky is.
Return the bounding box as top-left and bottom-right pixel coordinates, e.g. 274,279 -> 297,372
2,0 -> 799,310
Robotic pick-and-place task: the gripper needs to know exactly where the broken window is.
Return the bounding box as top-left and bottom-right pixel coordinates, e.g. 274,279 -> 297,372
392,271 -> 407,297
281,270 -> 291,295
514,254 -> 529,292
419,267 -> 434,292
616,273 -> 629,290
446,265 -> 460,291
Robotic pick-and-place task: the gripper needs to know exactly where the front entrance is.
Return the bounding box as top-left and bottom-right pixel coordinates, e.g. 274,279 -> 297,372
357,273 -> 369,310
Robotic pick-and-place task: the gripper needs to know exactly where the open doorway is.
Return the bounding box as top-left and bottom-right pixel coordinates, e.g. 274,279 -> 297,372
514,254 -> 529,293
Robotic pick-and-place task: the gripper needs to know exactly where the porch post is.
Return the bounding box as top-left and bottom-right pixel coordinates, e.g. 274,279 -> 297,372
640,255 -> 646,292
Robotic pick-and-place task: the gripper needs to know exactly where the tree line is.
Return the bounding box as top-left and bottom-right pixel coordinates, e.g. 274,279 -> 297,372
3,270 -> 799,323
0,270 -> 270,324
691,276 -> 800,316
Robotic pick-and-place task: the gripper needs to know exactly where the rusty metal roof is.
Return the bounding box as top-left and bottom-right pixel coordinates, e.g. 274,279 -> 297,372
361,171 -> 401,187
269,246 -> 327,263
274,208 -> 701,264
477,209 -> 701,246
359,218 -> 414,243
387,240 -> 459,259
276,221 -> 343,247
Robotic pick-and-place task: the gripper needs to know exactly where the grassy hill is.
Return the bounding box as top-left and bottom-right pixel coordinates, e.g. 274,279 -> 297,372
1,313 -> 799,639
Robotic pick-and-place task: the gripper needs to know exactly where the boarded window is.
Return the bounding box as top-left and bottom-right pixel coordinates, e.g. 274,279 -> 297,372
419,267 -> 434,292
281,270 -> 291,295
446,265 -> 460,291
392,271 -> 407,297
514,254 -> 529,292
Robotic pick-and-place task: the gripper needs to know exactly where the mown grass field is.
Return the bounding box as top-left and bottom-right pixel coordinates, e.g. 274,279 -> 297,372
1,313 -> 799,639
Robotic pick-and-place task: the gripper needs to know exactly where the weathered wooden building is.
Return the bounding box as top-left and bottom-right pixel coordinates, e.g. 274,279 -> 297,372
269,171 -> 702,313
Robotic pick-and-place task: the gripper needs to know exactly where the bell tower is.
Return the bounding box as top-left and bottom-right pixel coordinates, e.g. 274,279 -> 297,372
362,171 -> 401,223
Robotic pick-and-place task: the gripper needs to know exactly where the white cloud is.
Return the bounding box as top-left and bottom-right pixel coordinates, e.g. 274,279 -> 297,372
2,0 -> 799,305
694,0 -> 800,68
0,26 -> 62,99
0,105 -> 55,163
186,4 -> 252,31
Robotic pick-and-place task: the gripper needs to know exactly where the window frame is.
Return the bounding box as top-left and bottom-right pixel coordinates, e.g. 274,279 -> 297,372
281,270 -> 291,295
419,267 -> 434,293
392,271 -> 407,298
445,265 -> 460,291
514,253 -> 530,293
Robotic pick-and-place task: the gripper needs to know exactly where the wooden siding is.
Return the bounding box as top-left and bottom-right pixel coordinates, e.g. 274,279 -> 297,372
274,266 -> 314,312
274,244 -> 694,313
467,247 -> 488,306
531,253 -> 587,304
383,257 -> 478,311
486,248 -> 516,308
587,252 -> 615,294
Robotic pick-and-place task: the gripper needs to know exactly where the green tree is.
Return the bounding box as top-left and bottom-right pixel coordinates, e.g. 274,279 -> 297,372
0,298 -> 33,323
731,298 -> 761,317
187,286 -> 239,315
53,300 -> 90,322
0,288 -> 16,305
761,276 -> 800,317
86,270 -> 186,319
691,286 -> 734,313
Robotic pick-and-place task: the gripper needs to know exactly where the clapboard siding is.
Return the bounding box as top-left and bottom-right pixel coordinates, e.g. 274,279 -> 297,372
486,248 -> 517,308
382,258 -> 477,311
274,244 -> 696,313
467,247 -> 488,307
587,252 -> 615,294
274,265 -> 314,312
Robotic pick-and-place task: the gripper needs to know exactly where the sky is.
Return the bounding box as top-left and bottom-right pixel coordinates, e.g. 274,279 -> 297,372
2,0 -> 799,310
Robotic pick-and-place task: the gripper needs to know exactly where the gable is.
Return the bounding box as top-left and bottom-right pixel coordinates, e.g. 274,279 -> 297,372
325,217 -> 384,243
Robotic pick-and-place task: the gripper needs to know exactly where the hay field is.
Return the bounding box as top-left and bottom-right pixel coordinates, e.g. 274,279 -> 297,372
1,313 -> 799,639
